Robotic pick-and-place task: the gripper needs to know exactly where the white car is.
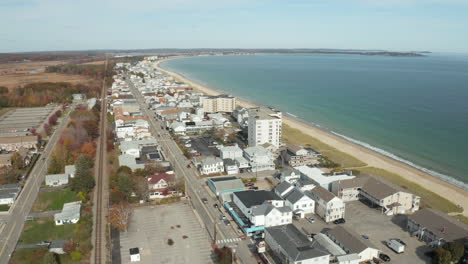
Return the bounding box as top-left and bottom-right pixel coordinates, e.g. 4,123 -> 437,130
185,144 -> 192,147
190,150 -> 197,153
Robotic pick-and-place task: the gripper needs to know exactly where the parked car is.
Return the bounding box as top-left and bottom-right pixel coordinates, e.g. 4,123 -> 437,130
224,219 -> 231,226
249,186 -> 259,190
201,198 -> 208,204
185,144 -> 191,147
333,218 -> 346,224
186,164 -> 191,168
194,153 -> 201,156
379,253 -> 391,262
245,182 -> 254,187
213,203 -> 219,208
362,235 -> 369,240
306,217 -> 315,223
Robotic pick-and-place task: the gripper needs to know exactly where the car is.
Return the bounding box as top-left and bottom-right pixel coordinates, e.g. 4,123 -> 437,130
185,144 -> 191,147
37,241 -> 51,246
245,182 -> 254,187
212,142 -> 218,145
190,150 -> 197,153
186,164 -> 191,168
249,186 -> 259,190
213,203 -> 219,208
201,198 -> 208,204
306,217 -> 315,223
194,153 -> 201,156
224,219 -> 230,226
379,253 -> 391,262
362,235 -> 369,239
333,218 -> 346,224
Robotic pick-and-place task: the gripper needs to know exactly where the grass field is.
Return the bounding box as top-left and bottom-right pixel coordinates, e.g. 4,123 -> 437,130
32,188 -> 77,212
18,217 -> 75,244
359,167 -> 462,213
0,204 -> 10,211
10,248 -> 80,264
282,124 -> 367,168
453,214 -> 468,225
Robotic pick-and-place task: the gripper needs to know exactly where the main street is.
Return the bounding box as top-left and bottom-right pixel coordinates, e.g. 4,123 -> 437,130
127,79 -> 259,264
0,110 -> 71,263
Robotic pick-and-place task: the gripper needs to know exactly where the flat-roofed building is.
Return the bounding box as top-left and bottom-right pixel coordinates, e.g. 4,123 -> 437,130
200,94 -> 236,113
207,176 -> 245,202
248,107 -> 282,148
326,226 -> 379,262
282,145 -> 320,167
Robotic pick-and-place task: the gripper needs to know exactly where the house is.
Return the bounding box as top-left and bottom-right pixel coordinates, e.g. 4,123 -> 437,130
243,146 -> 275,172
199,156 -> 224,175
218,145 -> 243,160
55,201 -> 81,225
234,156 -> 250,171
282,145 -> 320,167
265,224 -> 330,264
407,208 -> 468,247
170,121 -> 186,135
72,93 -> 85,101
64,165 -> 76,178
45,174 -> 69,187
330,176 -> 370,202
147,173 -> 176,199
0,184 -> 22,205
314,233 -> 360,264
275,181 -> 295,198
207,176 -> 245,202
247,107 -> 282,148
326,226 -> 380,262
49,240 -> 67,254
308,186 -> 345,223
283,189 -> 315,218
278,168 -> 301,184
224,158 -> 239,175
251,202 -> 293,227
295,166 -> 355,190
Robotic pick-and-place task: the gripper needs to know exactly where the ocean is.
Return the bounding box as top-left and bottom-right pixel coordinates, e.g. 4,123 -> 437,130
160,53 -> 468,189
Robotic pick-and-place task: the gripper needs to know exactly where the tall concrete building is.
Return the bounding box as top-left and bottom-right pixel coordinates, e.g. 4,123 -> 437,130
248,107 -> 282,148
200,94 -> 236,113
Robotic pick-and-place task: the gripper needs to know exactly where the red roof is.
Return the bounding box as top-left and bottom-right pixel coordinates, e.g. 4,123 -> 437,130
147,173 -> 175,185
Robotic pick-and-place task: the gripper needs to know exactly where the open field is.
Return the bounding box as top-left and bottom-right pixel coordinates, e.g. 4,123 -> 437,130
10,248 -> 80,264
32,188 -> 77,212
80,60 -> 106,65
0,61 -> 93,89
18,217 -> 75,244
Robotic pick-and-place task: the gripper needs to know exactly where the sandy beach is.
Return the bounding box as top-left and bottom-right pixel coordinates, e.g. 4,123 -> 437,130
156,59 -> 468,217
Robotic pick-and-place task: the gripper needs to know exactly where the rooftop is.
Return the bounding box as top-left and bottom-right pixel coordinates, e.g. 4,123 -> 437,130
54,201 -> 81,222
234,190 -> 281,208
326,225 -> 377,254
309,186 -> 337,202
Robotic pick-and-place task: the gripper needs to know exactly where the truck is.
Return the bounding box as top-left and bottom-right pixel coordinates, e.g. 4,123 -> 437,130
386,239 -> 405,253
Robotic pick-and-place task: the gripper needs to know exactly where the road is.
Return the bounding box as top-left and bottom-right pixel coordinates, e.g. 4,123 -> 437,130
127,78 -> 259,264
0,110 -> 71,263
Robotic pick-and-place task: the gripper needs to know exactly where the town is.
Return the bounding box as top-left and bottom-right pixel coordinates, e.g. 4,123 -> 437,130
1,55 -> 467,264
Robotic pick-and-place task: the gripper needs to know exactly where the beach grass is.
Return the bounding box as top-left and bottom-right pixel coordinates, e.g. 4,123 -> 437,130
453,214 -> 468,225
18,217 -> 75,244
32,188 -> 77,212
282,124 -> 367,168
358,167 -> 462,213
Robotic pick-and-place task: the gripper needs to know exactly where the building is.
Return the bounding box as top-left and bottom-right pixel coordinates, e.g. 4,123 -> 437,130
200,94 -> 236,113
265,224 -> 330,264
45,174 -> 69,187
282,145 -> 320,167
326,226 -> 380,262
49,240 -> 67,255
279,168 -> 301,184
284,189 -> 315,218
147,173 -> 176,199
207,176 -> 245,202
243,146 -> 275,172
224,158 -> 239,175
64,165 -> 76,178
331,176 -> 420,215
313,233 -> 360,264
247,107 -> 282,148
130,247 -> 141,262
295,166 -> 355,190
218,145 -> 243,160
308,186 -> 345,223
251,202 -> 293,227
0,184 -> 22,205
0,135 -> 38,152
199,156 -> 224,175
55,201 -> 81,225
407,208 -> 468,247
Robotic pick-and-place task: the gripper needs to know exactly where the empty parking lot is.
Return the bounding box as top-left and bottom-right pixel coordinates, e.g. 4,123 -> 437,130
119,202 -> 214,264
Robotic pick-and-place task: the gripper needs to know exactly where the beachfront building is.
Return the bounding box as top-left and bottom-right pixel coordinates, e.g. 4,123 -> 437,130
282,144 -> 320,167
247,107 -> 282,148
308,186 -> 345,223
295,166 -> 355,190
243,146 -> 275,172
200,94 -> 236,113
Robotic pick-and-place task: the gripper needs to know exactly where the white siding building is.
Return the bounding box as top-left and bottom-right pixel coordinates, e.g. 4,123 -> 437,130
247,107 -> 282,148
308,186 -> 345,223
199,156 -> 224,175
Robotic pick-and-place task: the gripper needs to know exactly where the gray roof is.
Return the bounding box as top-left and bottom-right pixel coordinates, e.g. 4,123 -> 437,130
408,208 -> 468,242
201,156 -> 223,166
310,186 -> 336,202
54,201 -> 81,222
326,226 -> 377,254
49,240 -> 67,249
64,165 -> 76,176
208,177 -> 245,192
285,189 -> 306,204
266,224 -> 330,261
313,233 -> 346,256
0,184 -> 21,200
252,203 -> 292,217
223,158 -> 236,166
361,177 -> 398,200
234,190 -> 281,208
275,181 -> 293,197
46,174 -> 69,182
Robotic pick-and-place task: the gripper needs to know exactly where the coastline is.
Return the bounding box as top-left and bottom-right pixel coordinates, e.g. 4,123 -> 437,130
155,58 -> 468,217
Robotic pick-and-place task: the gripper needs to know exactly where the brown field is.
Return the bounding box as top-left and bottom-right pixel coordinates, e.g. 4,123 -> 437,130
0,61 -> 93,89
80,60 -> 106,65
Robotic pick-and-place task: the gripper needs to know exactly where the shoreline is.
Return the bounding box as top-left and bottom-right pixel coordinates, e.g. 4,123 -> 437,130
155,57 -> 468,216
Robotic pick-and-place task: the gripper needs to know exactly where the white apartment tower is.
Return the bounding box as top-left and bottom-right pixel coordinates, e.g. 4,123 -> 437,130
248,107 -> 282,148
200,94 -> 236,113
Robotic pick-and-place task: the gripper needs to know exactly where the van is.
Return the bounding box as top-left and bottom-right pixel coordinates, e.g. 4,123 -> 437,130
386,239 -> 405,253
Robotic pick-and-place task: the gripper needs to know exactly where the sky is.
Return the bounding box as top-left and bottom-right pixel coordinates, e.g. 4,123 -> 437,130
1,0 -> 468,53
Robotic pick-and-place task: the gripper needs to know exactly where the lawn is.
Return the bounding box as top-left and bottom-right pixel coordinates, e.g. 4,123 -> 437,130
0,204 -> 10,211
359,167 -> 462,213
10,248 -> 80,264
282,124 -> 367,168
453,214 -> 468,225
32,188 -> 77,212
18,217 -> 76,244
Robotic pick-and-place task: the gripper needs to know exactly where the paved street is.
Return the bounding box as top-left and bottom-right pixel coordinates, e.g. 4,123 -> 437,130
128,79 -> 259,264
0,112 -> 71,263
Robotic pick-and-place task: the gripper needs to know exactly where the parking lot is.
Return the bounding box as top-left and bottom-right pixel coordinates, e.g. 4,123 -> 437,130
119,203 -> 214,264
185,136 -> 219,157
293,201 -> 431,263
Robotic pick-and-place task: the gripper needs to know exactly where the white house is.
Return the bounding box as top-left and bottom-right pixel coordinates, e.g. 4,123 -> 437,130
275,182 -> 315,218
296,166 -> 355,190
55,201 -> 81,225
199,156 -> 224,175
279,168 -> 301,184
243,146 -> 275,172
45,174 -> 69,187
308,186 -> 345,223
170,121 -> 186,135
218,145 -> 243,160
224,158 -> 239,175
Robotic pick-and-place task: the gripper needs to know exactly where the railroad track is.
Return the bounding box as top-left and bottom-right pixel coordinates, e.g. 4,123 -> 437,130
94,56 -> 108,264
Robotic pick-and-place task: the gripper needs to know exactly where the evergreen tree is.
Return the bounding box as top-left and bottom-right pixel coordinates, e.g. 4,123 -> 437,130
443,241 -> 464,263
434,248 -> 452,264
70,155 -> 95,193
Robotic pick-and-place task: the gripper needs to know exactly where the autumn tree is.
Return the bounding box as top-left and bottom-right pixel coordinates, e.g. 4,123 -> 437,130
80,142 -> 96,159
10,152 -> 24,170
47,153 -> 63,174
132,176 -> 149,201
44,123 -> 51,136
70,155 -> 95,193
109,201 -> 132,231
49,115 -> 57,126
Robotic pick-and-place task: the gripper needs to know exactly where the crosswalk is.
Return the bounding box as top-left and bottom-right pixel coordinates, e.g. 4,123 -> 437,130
216,237 -> 242,245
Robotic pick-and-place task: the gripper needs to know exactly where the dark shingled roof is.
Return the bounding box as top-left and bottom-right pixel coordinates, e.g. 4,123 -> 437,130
266,224 -> 329,261
310,186 -> 336,202
408,208 -> 468,242
326,225 -> 377,254
234,190 -> 281,208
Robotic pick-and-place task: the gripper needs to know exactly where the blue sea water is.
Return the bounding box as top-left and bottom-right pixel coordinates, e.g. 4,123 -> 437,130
160,54 -> 468,189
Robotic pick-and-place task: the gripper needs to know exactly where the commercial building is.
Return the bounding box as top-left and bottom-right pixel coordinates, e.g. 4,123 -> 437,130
243,146 -> 275,172
199,156 -> 224,175
0,135 -> 38,152
247,107 -> 282,148
326,226 -> 380,262
207,176 -> 245,202
200,94 -> 236,113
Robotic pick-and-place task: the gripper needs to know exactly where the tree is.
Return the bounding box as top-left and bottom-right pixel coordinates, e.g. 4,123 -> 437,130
47,153 -> 62,174
434,248 -> 452,264
44,123 -> 51,136
70,155 -> 95,193
443,241 -> 464,263
214,246 -> 232,264
49,115 -> 57,126
80,142 -> 96,159
109,201 -> 132,231
132,176 -> 149,201
10,152 -> 24,170
42,252 -> 59,264
63,240 -> 77,254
